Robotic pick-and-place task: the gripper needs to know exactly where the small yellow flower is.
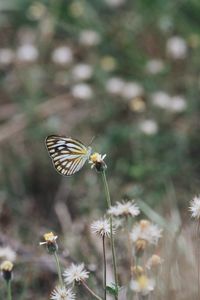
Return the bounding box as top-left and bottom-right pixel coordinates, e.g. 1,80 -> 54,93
0,260 -> 13,282
89,153 -> 107,172
132,265 -> 144,276
0,260 -> 13,272
40,232 -> 58,254
130,274 -> 155,295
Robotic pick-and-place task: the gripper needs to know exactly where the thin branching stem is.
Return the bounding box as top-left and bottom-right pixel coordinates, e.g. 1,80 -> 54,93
7,280 -> 12,300
102,170 -> 118,299
102,236 -> 107,300
81,280 -> 103,300
54,252 -> 64,287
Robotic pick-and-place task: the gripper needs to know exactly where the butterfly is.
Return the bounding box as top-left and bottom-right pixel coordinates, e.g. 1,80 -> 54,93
45,135 -> 92,176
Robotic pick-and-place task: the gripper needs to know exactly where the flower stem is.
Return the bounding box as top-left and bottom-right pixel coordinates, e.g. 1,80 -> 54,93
102,236 -> 107,300
7,280 -> 12,300
81,280 -> 103,300
102,170 -> 118,299
54,252 -> 64,287
125,216 -> 134,278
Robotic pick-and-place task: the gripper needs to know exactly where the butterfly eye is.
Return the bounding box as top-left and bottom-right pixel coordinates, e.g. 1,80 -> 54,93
46,135 -> 91,176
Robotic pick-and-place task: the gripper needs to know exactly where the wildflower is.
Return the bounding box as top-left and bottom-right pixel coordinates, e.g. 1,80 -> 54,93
104,0 -> 126,7
28,2 -> 46,20
0,48 -> 14,66
145,59 -> 165,75
100,56 -> 117,72
132,265 -> 144,277
51,46 -> 73,65
72,64 -> 93,81
135,239 -> 148,256
189,196 -> 200,219
108,200 -> 140,218
50,286 -> 75,300
89,153 -> 107,172
130,275 -> 155,295
91,218 -> 114,238
71,83 -> 93,100
0,246 -> 16,262
16,44 -> 38,63
105,77 -> 125,95
121,82 -> 144,100
131,220 -> 162,245
151,91 -> 171,109
166,36 -> 187,59
129,97 -> 146,113
79,30 -> 101,46
40,232 -> 58,254
146,254 -> 163,270
169,95 -> 187,113
63,263 -> 89,285
139,119 -> 158,135
0,260 -> 13,282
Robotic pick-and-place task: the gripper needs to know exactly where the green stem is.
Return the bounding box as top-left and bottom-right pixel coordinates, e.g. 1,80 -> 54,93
125,216 -> 134,279
102,236 -> 107,300
81,280 -> 103,300
54,252 -> 64,287
7,280 -> 12,300
102,170 -> 118,299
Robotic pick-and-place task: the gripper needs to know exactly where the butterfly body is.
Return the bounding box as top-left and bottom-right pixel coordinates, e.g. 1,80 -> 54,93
45,135 -> 92,176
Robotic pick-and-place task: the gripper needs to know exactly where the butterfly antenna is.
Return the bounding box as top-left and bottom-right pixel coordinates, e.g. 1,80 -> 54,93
88,136 -> 96,146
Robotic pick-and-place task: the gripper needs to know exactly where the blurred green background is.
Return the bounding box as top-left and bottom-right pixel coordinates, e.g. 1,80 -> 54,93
0,0 -> 200,298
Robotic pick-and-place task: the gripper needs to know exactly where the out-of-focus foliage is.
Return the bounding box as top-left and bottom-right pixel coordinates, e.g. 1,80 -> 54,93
0,0 -> 200,299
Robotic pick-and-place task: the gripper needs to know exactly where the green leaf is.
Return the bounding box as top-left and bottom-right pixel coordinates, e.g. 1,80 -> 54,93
106,283 -> 118,296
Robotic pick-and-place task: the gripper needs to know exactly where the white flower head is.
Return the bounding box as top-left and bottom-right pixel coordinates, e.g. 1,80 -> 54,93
121,82 -> 144,100
104,0 -> 126,7
130,275 -> 155,295
91,218 -> 114,238
166,36 -> 187,60
146,254 -> 163,270
63,263 -> 89,285
139,119 -> 158,135
72,63 -> 93,81
189,196 -> 200,219
50,286 -> 75,300
108,200 -> 140,217
131,220 -> 162,245
169,95 -> 187,113
151,91 -> 171,109
0,246 -> 16,262
106,77 -> 125,95
16,44 -> 38,62
0,48 -> 14,66
145,59 -> 165,75
71,83 -> 93,100
79,30 -> 101,46
51,46 -> 73,65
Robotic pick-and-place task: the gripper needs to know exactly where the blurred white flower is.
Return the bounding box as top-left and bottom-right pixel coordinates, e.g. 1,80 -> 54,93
106,77 -> 125,95
51,46 -> 73,65
131,220 -> 162,245
100,56 -> 117,72
139,119 -> 158,135
79,30 -> 101,46
0,48 -> 14,66
130,275 -> 155,295
145,59 -> 165,75
91,218 -> 113,238
16,44 -> 38,62
71,83 -> 93,100
104,0 -> 126,7
28,2 -> 46,20
63,263 -> 89,285
169,95 -> 187,112
158,16 -> 173,33
166,36 -> 188,59
189,195 -> 200,219
72,63 -> 93,81
0,246 -> 16,262
50,286 -> 75,300
108,200 -> 140,217
151,91 -> 171,109
146,254 -> 163,270
121,82 -> 144,100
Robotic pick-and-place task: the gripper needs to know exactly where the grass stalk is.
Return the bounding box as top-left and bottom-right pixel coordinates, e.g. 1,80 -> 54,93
7,280 -> 12,300
102,236 -> 107,300
54,252 -> 64,287
81,280 -> 103,300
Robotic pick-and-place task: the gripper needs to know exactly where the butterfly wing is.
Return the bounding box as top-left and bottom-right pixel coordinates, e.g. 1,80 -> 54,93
45,135 -> 91,176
